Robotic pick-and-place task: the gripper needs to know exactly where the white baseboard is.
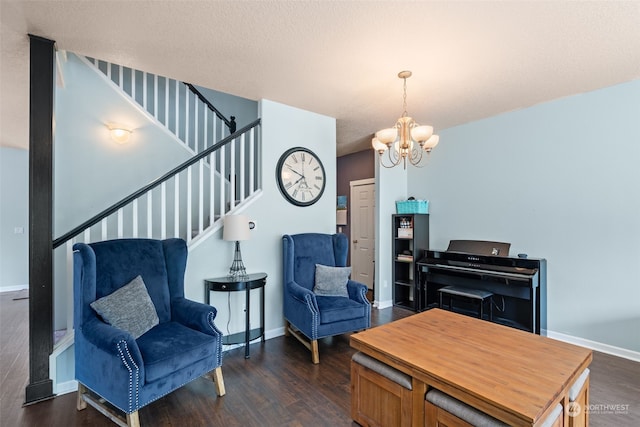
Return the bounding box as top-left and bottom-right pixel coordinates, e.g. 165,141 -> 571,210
375,299 -> 393,309
544,329 -> 640,363
0,284 -> 29,293
50,330 -> 76,395
266,327 -> 285,339
55,380 -> 78,396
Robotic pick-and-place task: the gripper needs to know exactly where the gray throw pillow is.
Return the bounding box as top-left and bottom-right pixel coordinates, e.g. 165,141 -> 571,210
313,264 -> 351,297
90,275 -> 159,339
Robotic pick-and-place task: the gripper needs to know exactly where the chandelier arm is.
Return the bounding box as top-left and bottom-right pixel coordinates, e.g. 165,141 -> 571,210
378,152 -> 399,169
409,153 -> 426,168
408,146 -> 423,166
387,144 -> 402,166
377,153 -> 401,169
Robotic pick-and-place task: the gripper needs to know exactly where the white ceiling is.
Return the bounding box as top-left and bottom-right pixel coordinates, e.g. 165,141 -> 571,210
2,1 -> 640,156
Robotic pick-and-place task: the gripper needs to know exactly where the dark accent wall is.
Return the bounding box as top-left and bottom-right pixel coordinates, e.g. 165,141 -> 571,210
336,149 -> 375,264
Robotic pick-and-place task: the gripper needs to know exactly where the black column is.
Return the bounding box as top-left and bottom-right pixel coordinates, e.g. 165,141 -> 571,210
25,34 -> 55,404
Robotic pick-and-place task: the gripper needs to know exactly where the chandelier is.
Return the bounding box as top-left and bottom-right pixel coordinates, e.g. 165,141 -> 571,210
372,71 -> 439,169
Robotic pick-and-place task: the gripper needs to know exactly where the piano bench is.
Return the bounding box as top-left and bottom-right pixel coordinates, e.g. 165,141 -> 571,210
438,286 -> 493,321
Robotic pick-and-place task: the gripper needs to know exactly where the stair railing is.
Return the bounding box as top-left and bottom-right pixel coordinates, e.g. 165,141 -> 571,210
84,56 -> 235,155
185,83 -> 236,133
53,119 -> 261,339
53,119 -> 261,249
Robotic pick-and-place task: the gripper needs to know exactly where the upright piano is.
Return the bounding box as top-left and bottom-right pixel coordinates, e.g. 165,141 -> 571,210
416,240 -> 546,334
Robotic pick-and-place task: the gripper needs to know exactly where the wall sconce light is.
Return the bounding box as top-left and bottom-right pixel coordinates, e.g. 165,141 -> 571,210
108,125 -> 132,144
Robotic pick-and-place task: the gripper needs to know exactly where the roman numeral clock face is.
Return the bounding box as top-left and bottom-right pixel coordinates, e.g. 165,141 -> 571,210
276,147 -> 326,206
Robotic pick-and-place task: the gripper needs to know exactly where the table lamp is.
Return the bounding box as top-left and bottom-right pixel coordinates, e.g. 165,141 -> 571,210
223,214 -> 251,278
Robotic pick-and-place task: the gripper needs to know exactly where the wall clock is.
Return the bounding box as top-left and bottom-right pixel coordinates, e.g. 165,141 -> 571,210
276,147 -> 326,206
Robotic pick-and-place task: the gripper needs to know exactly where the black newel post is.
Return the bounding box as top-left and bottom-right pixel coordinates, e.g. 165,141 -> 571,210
25,34 -> 55,404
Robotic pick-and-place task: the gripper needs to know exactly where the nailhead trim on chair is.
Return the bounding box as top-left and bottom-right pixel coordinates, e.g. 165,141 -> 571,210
359,287 -> 371,326
116,339 -> 140,414
206,311 -> 223,367
110,316 -> 223,414
305,293 -> 319,340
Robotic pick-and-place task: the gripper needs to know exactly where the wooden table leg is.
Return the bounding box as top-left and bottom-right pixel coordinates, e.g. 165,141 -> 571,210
412,378 -> 428,427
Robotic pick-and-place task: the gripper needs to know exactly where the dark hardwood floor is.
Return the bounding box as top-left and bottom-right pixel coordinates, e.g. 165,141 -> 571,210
1,290 -> 638,426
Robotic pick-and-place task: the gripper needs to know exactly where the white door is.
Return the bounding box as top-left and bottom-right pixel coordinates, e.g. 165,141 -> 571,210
350,179 -> 375,291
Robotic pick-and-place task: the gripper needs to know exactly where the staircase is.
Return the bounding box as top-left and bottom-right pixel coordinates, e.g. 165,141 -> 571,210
84,56 -> 237,155
51,55 -> 262,355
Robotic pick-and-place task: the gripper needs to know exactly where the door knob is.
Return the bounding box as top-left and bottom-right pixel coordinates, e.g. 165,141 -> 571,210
353,240 -> 358,243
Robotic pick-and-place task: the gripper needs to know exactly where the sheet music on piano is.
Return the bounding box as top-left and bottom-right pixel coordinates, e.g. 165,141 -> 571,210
446,240 -> 511,257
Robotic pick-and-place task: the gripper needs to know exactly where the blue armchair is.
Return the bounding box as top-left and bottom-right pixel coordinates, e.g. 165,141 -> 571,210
73,238 -> 225,426
282,233 -> 371,363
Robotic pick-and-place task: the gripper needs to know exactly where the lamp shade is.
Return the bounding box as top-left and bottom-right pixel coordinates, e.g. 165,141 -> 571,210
422,134 -> 440,151
371,137 -> 388,151
223,214 -> 251,241
376,128 -> 397,144
411,125 -> 433,142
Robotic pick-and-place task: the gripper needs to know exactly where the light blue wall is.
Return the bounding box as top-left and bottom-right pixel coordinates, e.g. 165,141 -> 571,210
374,160 -> 407,307
54,53 -> 193,236
184,99 -> 337,335
52,99 -> 336,388
0,147 -> 29,290
407,80 -> 640,352
52,53 -> 199,329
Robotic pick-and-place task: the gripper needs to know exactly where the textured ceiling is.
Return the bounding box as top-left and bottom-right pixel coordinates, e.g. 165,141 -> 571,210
2,1 -> 640,156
